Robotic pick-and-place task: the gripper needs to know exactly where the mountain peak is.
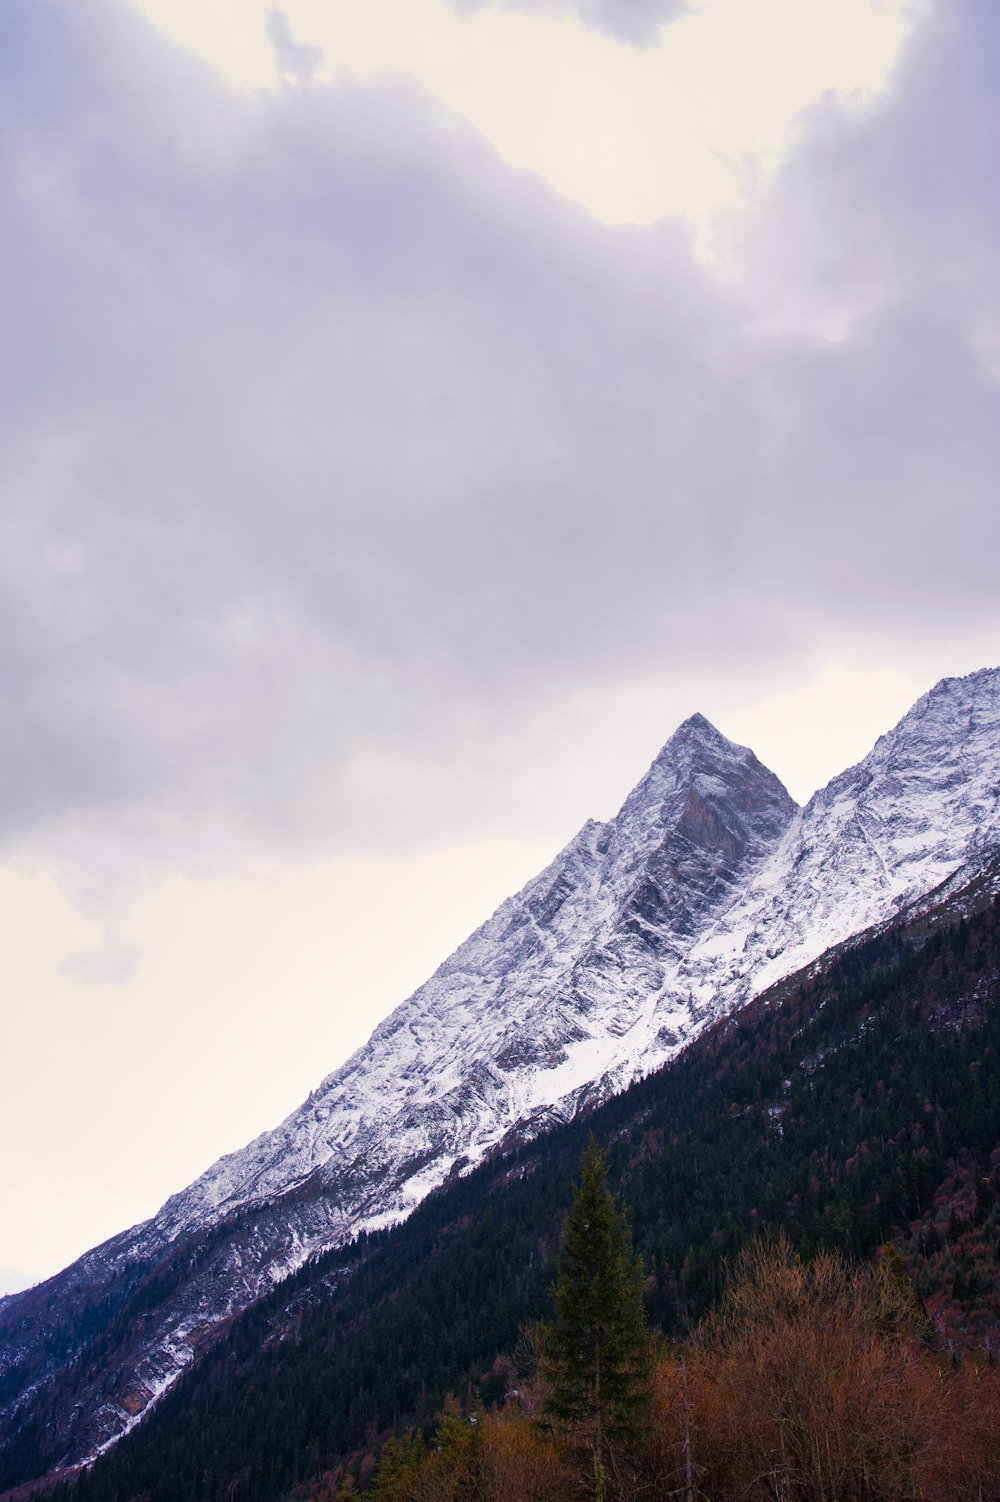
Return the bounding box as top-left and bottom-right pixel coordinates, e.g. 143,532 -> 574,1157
664,710 -> 730,751
907,664 -> 1000,734
619,711 -> 795,825
599,712 -> 799,953
675,709 -> 718,734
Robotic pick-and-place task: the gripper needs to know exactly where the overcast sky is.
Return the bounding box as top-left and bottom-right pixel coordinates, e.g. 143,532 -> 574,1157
2,0 -> 999,1286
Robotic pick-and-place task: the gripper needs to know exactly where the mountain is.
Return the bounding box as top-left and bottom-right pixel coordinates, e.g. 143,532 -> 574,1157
2,667 -> 999,1489
59,859 -> 1000,1502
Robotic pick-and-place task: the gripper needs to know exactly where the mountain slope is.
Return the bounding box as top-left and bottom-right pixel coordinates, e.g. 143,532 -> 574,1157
152,711 -> 797,1242
56,873 -> 1000,1502
107,668 -> 1000,1247
2,667 -> 999,1486
140,668 -> 1000,1256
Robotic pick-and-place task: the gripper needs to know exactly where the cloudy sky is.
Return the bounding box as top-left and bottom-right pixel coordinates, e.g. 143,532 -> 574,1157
2,0 -> 998,1285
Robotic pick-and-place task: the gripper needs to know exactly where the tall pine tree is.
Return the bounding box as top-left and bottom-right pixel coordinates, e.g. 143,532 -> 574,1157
542,1139 -> 650,1498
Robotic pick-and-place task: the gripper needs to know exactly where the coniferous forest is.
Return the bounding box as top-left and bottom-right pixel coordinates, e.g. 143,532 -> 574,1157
18,890 -> 1000,1502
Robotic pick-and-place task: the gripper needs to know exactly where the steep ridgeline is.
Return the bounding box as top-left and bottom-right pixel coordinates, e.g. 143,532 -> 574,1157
150,710 -> 797,1245
2,668 -> 999,1486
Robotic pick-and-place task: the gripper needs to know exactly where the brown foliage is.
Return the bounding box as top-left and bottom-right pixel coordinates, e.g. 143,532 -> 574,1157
361,1238 -> 1000,1501
687,1244 -> 912,1498
355,1401 -> 570,1502
474,1409 -> 570,1502
683,1234 -> 1000,1502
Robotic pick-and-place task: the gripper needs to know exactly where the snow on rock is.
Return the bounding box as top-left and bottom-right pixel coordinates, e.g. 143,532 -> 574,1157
148,711 -> 799,1245
142,671 -> 1000,1255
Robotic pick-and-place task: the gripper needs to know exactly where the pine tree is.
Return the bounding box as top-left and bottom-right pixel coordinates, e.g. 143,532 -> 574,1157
542,1140 -> 650,1498
369,1430 -> 424,1500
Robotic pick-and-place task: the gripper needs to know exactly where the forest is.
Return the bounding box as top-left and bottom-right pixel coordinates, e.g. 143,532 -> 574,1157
357,1180 -> 1000,1501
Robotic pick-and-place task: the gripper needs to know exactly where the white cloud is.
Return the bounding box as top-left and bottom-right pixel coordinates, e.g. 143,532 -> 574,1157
2,0 -> 1000,1279
0,0 -> 996,894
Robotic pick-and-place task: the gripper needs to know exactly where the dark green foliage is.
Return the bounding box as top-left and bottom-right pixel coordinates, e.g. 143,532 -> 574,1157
29,891 -> 1000,1502
542,1141 -> 649,1485
368,1429 -> 424,1499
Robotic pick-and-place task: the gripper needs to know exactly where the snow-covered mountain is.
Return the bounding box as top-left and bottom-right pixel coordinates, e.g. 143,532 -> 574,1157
149,710 -> 797,1249
153,669 -> 1000,1248
3,667 -> 1000,1480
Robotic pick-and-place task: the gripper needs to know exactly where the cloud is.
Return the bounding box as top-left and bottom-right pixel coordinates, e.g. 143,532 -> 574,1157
265,7 -> 323,86
448,0 -> 687,49
0,0 -> 997,896
726,0 -> 1000,346
59,932 -> 143,989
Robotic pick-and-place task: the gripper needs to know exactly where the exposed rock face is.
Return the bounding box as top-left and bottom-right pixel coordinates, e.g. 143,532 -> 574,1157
2,668 -> 999,1486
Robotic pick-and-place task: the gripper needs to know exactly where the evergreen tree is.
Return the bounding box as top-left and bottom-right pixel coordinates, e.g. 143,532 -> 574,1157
542,1140 -> 650,1498
369,1429 -> 424,1499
